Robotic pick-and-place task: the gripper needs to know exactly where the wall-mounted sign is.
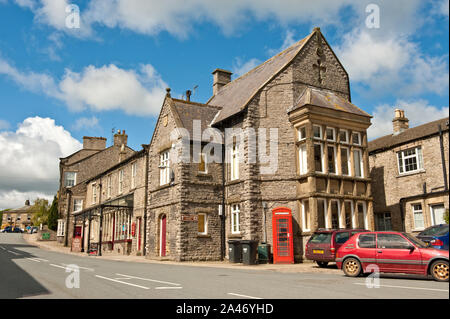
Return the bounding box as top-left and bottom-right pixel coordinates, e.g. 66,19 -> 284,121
181,214 -> 197,222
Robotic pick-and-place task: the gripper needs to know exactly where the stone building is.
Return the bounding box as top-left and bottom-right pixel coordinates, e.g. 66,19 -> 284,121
369,111 -> 449,234
71,146 -> 148,255
57,131 -> 135,246
1,200 -> 34,229
144,27 -> 374,262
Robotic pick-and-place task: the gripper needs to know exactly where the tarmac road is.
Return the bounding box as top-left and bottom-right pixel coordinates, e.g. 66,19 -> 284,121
0,233 -> 448,299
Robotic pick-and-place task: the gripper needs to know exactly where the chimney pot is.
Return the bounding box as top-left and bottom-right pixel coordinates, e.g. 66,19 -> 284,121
392,109 -> 409,135
212,69 -> 232,95
186,90 -> 192,102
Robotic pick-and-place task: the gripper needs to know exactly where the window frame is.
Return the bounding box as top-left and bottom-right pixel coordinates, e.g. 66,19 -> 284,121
73,199 -> 83,212
92,183 -> 97,204
231,204 -> 240,234
353,148 -> 364,178
197,213 -> 208,235
314,142 -> 325,173
107,175 -> 112,198
118,169 -> 124,194
352,132 -> 362,146
339,129 -> 349,144
327,144 -> 338,174
412,203 -> 424,230
397,147 -> 424,175
356,201 -> 368,229
198,153 -> 208,174
131,162 -> 137,189
297,126 -> 307,141
298,144 -> 308,175
340,146 -> 351,176
301,200 -> 310,232
230,141 -> 239,181
160,150 -> 170,186
313,125 -> 323,140
64,172 -> 77,188
326,127 -> 336,142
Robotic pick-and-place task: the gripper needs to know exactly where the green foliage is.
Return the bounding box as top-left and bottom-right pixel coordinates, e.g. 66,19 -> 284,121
31,198 -> 50,226
47,196 -> 59,231
444,209 -> 449,224
0,209 -> 11,227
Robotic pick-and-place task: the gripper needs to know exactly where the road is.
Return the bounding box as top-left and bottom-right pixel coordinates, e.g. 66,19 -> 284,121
0,233 -> 448,299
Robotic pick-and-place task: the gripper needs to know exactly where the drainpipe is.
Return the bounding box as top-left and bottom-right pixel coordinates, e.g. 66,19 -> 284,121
87,210 -> 91,254
438,124 -> 448,191
64,189 -> 72,247
143,145 -> 150,256
221,130 -> 226,261
81,213 -> 85,253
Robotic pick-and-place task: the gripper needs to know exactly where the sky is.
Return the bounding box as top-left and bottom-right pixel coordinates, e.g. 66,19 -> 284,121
0,0 -> 448,210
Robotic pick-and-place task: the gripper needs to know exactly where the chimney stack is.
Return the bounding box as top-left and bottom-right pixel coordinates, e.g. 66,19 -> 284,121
114,129 -> 128,148
83,136 -> 107,150
392,109 -> 409,135
212,69 -> 232,95
186,90 -> 192,102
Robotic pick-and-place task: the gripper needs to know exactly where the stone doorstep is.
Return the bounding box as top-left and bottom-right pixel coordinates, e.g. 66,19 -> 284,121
22,235 -> 339,274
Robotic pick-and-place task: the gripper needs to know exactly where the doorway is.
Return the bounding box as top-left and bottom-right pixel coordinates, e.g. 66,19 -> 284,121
272,207 -> 294,264
159,214 -> 167,257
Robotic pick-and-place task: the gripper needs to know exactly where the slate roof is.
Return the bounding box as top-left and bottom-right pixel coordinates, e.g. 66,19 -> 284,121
288,87 -> 371,117
8,204 -> 34,214
208,31 -> 315,125
368,117 -> 450,154
170,98 -> 221,141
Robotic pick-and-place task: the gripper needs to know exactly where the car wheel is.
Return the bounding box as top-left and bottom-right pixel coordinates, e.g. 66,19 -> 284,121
316,261 -> 329,268
342,257 -> 362,277
430,260 -> 449,282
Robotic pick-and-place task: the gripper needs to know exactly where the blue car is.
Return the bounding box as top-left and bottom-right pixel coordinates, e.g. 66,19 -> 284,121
417,224 -> 449,250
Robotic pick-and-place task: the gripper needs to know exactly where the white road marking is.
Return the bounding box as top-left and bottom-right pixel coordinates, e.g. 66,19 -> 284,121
49,264 -> 66,270
26,258 -> 41,262
353,283 -> 448,292
228,293 -> 263,299
7,250 -> 20,255
115,273 -> 181,286
33,258 -> 49,262
155,287 -> 183,290
61,264 -> 94,271
95,275 -> 150,290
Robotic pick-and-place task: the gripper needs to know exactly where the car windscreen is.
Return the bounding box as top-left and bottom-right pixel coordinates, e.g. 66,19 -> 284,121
403,233 -> 429,248
419,225 -> 449,237
309,233 -> 332,244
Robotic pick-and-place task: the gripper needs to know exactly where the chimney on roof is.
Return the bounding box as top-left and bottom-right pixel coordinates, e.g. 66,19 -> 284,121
114,129 -> 128,148
393,109 -> 409,135
83,136 -> 107,150
186,90 -> 192,102
25,200 -> 30,206
212,69 -> 232,95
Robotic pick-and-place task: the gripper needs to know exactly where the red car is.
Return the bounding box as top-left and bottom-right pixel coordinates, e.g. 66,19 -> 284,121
305,229 -> 368,267
336,231 -> 449,282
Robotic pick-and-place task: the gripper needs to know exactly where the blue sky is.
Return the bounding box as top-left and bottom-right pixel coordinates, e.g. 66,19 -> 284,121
0,0 -> 448,209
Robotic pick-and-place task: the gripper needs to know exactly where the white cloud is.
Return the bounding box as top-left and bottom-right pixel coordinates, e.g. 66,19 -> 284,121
0,119 -> 10,130
0,57 -> 168,116
0,190 -> 53,211
337,30 -> 449,97
72,116 -> 99,131
0,117 -> 82,210
368,99 -> 449,140
231,58 -> 262,79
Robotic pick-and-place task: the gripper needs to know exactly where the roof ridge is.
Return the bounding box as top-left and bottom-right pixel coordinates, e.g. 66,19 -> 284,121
172,98 -> 222,109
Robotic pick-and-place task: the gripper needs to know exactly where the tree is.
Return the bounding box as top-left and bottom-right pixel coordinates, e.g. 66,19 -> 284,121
31,198 -> 50,226
47,196 -> 59,231
444,209 -> 449,224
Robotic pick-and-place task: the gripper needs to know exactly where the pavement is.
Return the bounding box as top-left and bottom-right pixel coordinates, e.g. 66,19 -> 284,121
22,233 -> 339,274
1,233 -> 448,299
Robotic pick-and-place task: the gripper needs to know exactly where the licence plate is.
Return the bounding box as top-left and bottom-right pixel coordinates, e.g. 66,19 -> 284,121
313,249 -> 324,254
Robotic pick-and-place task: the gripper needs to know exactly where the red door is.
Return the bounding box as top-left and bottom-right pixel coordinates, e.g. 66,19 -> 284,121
160,215 -> 167,257
272,207 -> 294,264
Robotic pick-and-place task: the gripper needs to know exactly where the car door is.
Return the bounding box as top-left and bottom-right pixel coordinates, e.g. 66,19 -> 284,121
356,233 -> 377,271
376,233 -> 422,273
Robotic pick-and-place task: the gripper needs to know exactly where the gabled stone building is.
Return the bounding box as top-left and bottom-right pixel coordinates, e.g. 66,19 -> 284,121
58,131 -> 135,246
1,200 -> 34,229
145,27 -> 374,262
369,111 -> 449,233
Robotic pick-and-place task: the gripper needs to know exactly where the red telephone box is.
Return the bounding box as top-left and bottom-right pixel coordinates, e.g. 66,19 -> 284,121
272,207 -> 294,264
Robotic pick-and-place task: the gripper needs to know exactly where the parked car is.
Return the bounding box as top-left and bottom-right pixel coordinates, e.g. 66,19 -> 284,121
417,224 -> 449,250
336,231 -> 449,282
305,229 -> 369,267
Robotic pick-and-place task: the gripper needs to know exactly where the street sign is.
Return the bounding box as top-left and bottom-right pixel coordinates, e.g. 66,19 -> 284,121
41,233 -> 50,240
181,214 -> 197,222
